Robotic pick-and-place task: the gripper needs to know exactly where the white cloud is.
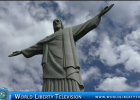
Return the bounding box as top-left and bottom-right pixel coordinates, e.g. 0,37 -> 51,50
81,67 -> 101,83
107,1 -> 140,29
87,27 -> 140,73
54,1 -> 68,15
117,28 -> 140,72
125,54 -> 140,73
125,28 -> 140,51
96,76 -> 140,91
95,77 -> 132,91
76,30 -> 98,64
115,68 -> 129,77
103,73 -> 114,78
95,33 -> 119,66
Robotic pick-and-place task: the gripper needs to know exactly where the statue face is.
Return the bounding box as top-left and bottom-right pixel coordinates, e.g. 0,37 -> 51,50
53,19 -> 62,31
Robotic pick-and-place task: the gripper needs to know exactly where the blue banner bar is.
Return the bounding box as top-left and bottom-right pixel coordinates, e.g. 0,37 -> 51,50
8,92 -> 140,100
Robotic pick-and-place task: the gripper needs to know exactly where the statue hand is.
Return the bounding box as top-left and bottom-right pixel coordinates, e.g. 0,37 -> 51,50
99,4 -> 114,17
8,51 -> 22,57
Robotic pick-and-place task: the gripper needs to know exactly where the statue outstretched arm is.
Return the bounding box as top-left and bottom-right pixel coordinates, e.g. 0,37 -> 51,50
72,4 -> 114,41
99,4 -> 114,17
8,51 -> 22,57
9,44 -> 43,58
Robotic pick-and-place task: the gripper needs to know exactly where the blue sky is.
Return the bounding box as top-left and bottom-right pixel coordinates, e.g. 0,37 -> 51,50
0,1 -> 140,91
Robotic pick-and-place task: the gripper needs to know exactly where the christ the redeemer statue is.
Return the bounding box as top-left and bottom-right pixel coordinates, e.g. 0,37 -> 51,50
9,4 -> 114,92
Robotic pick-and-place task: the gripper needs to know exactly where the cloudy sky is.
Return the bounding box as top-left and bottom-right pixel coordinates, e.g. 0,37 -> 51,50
1,1 -> 140,92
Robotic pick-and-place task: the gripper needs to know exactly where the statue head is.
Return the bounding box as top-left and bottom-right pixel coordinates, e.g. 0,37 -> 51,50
53,18 -> 64,32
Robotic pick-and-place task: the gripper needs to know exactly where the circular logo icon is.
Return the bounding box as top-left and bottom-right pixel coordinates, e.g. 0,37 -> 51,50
0,87 -> 10,100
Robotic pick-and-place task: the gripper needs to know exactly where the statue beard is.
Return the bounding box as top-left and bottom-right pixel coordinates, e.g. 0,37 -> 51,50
54,25 -> 62,32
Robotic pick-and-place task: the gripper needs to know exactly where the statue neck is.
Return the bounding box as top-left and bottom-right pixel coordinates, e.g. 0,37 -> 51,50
54,28 -> 62,32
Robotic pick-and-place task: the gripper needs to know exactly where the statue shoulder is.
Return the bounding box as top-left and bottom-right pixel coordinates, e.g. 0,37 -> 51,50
37,34 -> 53,44
62,27 -> 72,33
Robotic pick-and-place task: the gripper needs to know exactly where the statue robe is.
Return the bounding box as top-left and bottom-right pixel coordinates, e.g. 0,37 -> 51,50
21,14 -> 101,91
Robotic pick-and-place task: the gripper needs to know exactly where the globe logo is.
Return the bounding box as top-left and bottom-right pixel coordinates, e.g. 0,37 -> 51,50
0,87 -> 10,100
0,91 -> 7,100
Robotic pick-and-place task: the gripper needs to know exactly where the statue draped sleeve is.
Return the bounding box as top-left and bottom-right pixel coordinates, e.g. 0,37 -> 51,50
72,14 -> 101,41
21,44 -> 43,58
